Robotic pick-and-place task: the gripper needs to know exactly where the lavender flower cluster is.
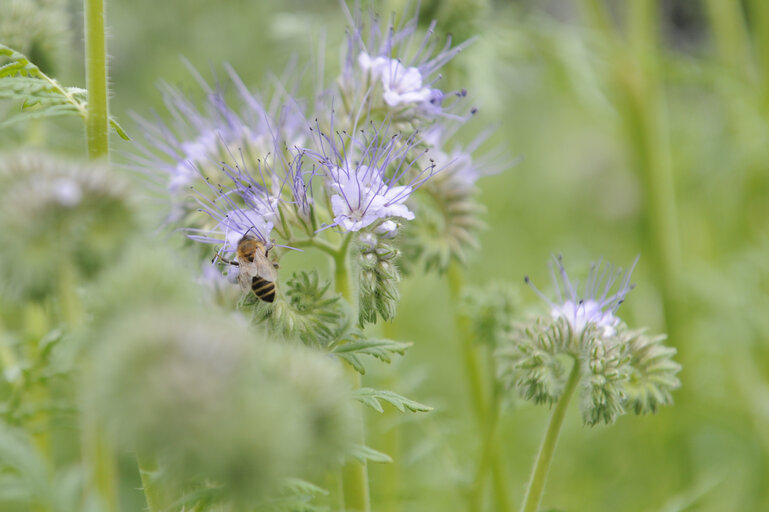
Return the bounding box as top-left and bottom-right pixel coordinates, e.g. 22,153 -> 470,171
133,8 -> 493,300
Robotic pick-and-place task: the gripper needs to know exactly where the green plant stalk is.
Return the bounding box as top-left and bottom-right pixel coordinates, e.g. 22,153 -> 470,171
136,452 -> 167,512
82,418 -> 119,512
624,1 -> 682,337
749,0 -> 769,109
519,358 -> 581,512
334,241 -> 371,512
704,0 -> 751,74
446,262 -> 510,512
581,0 -> 681,337
84,0 -> 109,159
379,321 -> 402,512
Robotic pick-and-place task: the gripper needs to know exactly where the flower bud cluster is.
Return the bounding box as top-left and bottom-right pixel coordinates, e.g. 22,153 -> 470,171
357,223 -> 402,326
84,307 -> 353,499
250,270 -> 347,347
0,152 -> 136,301
459,282 -> 517,347
496,256 -> 681,426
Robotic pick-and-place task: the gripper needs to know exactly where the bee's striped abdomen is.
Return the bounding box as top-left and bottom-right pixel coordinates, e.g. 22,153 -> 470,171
251,276 -> 276,303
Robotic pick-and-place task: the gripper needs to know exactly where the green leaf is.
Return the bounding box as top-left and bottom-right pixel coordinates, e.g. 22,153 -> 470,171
331,336 -> 411,374
354,388 -> 433,413
0,44 -> 129,139
278,478 -> 329,498
349,444 -> 392,464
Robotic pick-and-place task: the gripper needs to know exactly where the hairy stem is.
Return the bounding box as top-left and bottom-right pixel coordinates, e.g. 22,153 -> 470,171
84,0 -> 109,159
446,262 -> 510,512
136,453 -> 167,512
334,240 -> 371,512
519,358 -> 581,512
82,419 -> 119,512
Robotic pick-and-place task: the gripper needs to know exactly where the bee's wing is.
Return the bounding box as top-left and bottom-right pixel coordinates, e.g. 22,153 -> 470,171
253,254 -> 278,282
237,260 -> 259,291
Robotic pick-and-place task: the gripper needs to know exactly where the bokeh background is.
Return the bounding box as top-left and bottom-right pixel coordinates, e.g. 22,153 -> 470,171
3,0 -> 769,511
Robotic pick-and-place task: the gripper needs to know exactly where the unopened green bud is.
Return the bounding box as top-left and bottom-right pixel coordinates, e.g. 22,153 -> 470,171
580,340 -> 629,426
356,233 -> 403,326
83,308 -> 352,498
251,271 -> 346,347
0,153 -> 136,301
460,282 -> 518,347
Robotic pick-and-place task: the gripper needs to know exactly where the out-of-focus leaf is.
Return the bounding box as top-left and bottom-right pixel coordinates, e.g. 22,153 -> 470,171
354,387 -> 433,413
0,44 -> 130,139
349,444 -> 393,464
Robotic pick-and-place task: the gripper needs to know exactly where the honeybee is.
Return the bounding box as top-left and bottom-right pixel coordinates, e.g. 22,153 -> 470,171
215,234 -> 279,302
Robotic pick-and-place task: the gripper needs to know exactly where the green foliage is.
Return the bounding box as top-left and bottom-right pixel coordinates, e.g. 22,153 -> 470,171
0,44 -> 128,138
0,421 -> 96,512
0,152 -> 137,301
0,0 -> 69,75
459,282 -> 518,347
253,478 -> 330,512
354,387 -> 433,413
250,270 -> 348,347
349,444 -> 393,464
84,307 -> 353,501
331,333 -> 412,375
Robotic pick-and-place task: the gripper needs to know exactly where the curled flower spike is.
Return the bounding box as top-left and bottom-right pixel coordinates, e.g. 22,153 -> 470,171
400,127 -> 510,273
496,256 -> 680,426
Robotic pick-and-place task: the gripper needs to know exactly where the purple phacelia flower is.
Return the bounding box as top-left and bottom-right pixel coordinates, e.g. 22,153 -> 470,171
525,256 -> 639,338
327,164 -> 415,232
130,64 -> 309,211
303,116 -> 435,233
358,52 -> 437,108
340,7 -> 474,121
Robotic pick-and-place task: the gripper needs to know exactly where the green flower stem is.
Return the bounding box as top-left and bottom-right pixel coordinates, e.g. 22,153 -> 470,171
293,237 -> 340,257
581,0 -> 682,338
82,418 -> 119,512
519,358 -> 581,512
58,261 -> 82,329
380,322 -> 402,512
136,452 -> 167,512
333,237 -> 371,512
84,0 -> 109,160
446,262 -> 510,512
704,0 -> 751,74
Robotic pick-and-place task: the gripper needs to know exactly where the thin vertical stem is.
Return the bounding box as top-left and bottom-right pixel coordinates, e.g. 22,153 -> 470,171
704,0 -> 751,74
379,322 -> 402,512
84,0 -> 109,160
447,262 -> 511,512
82,418 -> 119,512
136,453 -> 167,512
625,1 -> 681,336
519,358 -> 581,512
334,241 -> 371,512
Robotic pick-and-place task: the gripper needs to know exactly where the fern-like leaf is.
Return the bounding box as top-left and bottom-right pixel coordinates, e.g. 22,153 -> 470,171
354,387 -> 433,413
331,334 -> 411,374
349,444 -> 392,464
0,44 -> 129,139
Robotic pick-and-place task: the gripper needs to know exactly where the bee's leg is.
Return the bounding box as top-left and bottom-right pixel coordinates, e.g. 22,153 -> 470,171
213,251 -> 239,266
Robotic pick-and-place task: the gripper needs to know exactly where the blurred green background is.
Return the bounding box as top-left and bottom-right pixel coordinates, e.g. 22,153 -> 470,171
3,0 -> 769,511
